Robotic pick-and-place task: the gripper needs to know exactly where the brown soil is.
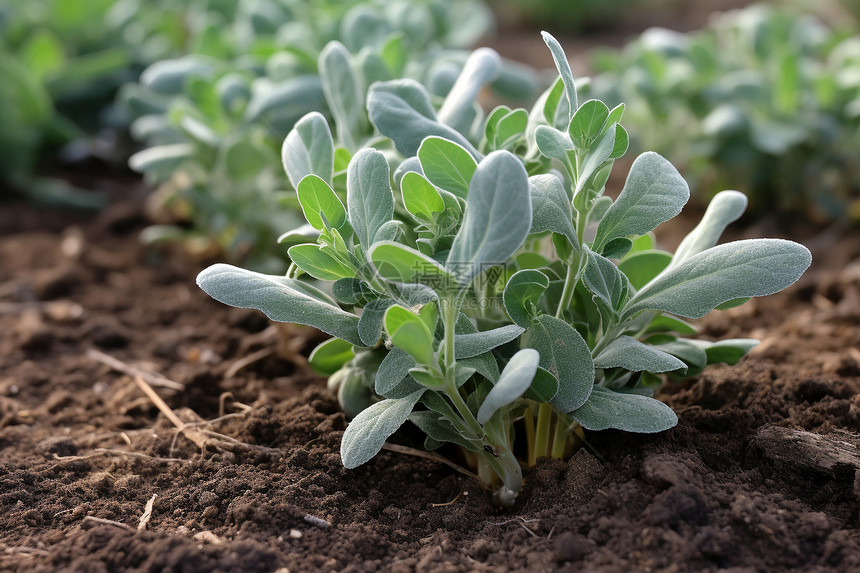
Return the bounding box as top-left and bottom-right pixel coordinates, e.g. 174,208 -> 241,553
1,192 -> 859,573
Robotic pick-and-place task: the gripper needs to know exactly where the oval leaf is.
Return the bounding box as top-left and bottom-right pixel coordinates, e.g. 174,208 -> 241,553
341,390 -> 424,468
570,386 -> 677,433
593,152 -> 690,252
477,348 -> 540,423
624,239 -> 812,320
347,148 -> 394,251
446,151 -> 531,286
196,264 -> 362,345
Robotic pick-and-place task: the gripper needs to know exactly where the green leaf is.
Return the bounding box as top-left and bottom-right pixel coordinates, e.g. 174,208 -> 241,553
409,411 -> 482,452
522,367 -> 559,402
667,190 -> 748,272
446,151 -> 531,286
454,325 -> 525,359
618,250 -> 673,289
601,237 -> 633,260
610,125 -> 629,159
594,336 -> 686,373
375,348 -> 416,395
583,248 -> 631,316
418,137 -> 477,198
624,239 -> 812,320
503,269 -> 550,328
529,174 -> 578,249
714,298 -> 750,311
523,315 -> 594,413
297,175 -> 347,230
574,124 -> 616,197
196,264 -> 362,346
692,338 -> 759,366
288,244 -> 354,281
652,338 -> 707,372
541,32 -> 577,118
569,99 -> 610,148
358,298 -> 394,347
319,41 -> 366,150
367,79 -> 478,158
401,172 -> 445,221
370,241 -> 455,288
593,152 -> 690,252
282,111 -> 334,188
495,109 -> 528,148
534,125 -> 574,162
341,390 -> 424,468
309,338 -> 355,376
437,47 -> 502,136
384,305 -> 436,365
347,149 -> 394,251
644,316 -> 697,336
278,224 -> 321,248
477,349 -> 540,423
570,386 -> 677,432
541,77 -> 566,128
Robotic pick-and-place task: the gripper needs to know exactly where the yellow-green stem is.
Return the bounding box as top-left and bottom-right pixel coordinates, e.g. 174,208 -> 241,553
534,402 -> 553,461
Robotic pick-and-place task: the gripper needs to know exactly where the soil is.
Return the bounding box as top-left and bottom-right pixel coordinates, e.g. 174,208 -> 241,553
1,183 -> 859,573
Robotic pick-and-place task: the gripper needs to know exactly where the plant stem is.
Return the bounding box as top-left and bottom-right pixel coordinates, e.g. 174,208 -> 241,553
555,261 -> 578,318
550,412 -> 569,458
534,402 -> 553,461
525,405 -> 536,467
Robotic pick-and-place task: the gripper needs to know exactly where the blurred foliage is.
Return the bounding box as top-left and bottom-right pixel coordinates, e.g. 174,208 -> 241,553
588,4 -> 860,222
489,0 -> 648,33
122,0 -> 540,270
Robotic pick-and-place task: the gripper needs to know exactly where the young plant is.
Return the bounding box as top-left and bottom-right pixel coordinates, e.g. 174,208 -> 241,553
197,33 -> 812,506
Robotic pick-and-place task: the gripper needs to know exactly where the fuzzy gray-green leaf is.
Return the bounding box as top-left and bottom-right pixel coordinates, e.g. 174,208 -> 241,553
282,112 -> 334,189
196,264 -> 362,346
319,41 -> 366,150
594,336 -> 686,373
624,239 -> 812,320
454,324 -> 525,359
529,174 -> 578,249
523,315 -> 594,413
446,151 -> 531,286
666,190 -> 748,272
570,386 -> 677,432
341,390 -> 424,468
593,152 -> 689,252
367,79 -> 478,158
437,48 -> 502,136
541,31 -> 577,118
347,148 -> 394,251
477,348 -> 540,423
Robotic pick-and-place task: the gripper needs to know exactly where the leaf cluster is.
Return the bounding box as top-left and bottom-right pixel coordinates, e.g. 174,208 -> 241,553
197,33 -> 812,505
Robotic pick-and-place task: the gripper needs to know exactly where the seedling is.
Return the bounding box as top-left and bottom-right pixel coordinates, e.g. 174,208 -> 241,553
197,33 -> 811,506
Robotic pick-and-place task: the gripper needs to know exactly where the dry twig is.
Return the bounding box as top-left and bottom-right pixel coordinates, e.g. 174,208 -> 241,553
87,348 -> 183,391
381,442 -> 484,486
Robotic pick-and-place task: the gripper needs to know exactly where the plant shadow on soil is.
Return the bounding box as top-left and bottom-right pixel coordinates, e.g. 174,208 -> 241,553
1,196 -> 860,573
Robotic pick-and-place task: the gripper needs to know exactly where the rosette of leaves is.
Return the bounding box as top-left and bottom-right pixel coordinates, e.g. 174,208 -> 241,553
196,33 -> 811,506
588,5 -> 860,221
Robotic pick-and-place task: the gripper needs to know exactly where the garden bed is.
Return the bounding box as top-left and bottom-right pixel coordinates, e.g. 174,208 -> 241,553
1,194 -> 858,572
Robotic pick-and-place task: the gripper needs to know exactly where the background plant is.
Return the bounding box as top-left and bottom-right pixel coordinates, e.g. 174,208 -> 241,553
123,0 -> 539,269
588,4 -> 860,221
196,34 -> 811,506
